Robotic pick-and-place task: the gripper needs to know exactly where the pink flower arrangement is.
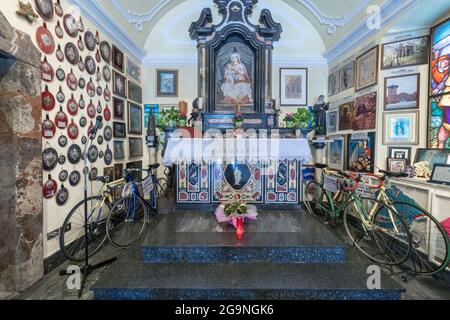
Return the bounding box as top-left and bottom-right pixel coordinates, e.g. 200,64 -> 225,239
284,112 -> 294,121
179,112 -> 187,120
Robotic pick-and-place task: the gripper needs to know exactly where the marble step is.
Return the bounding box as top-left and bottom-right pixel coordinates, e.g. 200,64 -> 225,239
93,261 -> 404,300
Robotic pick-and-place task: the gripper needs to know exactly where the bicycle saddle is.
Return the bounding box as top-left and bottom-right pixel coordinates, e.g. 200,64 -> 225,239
314,163 -> 328,169
95,176 -> 110,183
379,170 -> 408,178
149,163 -> 160,169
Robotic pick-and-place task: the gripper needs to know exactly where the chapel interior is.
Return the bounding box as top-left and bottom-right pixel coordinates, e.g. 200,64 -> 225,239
0,0 -> 450,302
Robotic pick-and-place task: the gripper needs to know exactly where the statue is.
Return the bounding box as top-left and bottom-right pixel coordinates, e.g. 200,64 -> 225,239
16,1 -> 38,23
312,95 -> 329,136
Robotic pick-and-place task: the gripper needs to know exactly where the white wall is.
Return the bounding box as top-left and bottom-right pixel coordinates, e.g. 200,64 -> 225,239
1,1 -> 146,258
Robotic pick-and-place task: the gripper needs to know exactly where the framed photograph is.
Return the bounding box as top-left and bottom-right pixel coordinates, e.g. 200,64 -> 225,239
339,60 -> 354,91
113,70 -> 126,98
103,166 -> 114,182
355,46 -> 379,91
383,111 -> 419,145
414,148 -> 450,170
429,164 -> 450,185
126,57 -> 141,83
347,132 -> 376,173
279,68 -> 308,106
128,103 -> 142,135
381,36 -> 429,70
157,69 -> 178,97
126,161 -> 143,181
113,122 -> 126,138
388,146 -> 412,165
128,80 -> 142,104
430,18 -> 450,96
113,97 -> 125,120
114,163 -> 124,180
112,45 -> 124,72
338,101 -> 354,131
328,71 -> 340,96
144,104 -> 160,127
113,141 -> 125,160
387,158 -> 407,173
354,92 -> 377,131
326,109 -> 338,134
384,74 -> 420,111
327,135 -> 346,170
129,137 -> 143,158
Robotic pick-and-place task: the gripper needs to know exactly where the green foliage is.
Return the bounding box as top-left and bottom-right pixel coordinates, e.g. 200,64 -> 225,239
292,108 -> 315,128
224,199 -> 248,216
159,107 -> 180,128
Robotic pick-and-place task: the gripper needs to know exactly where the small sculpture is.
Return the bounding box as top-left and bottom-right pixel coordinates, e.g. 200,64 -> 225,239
16,1 -> 38,23
312,95 -> 329,136
413,161 -> 431,179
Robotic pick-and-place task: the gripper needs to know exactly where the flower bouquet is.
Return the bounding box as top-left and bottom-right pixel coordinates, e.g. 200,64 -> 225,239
284,112 -> 294,128
215,198 -> 258,239
233,112 -> 243,128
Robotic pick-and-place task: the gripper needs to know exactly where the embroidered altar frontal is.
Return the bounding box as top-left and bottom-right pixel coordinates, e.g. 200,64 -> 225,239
176,160 -> 301,205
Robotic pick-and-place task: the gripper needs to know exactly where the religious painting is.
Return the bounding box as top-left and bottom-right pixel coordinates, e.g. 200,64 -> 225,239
338,101 -> 354,131
429,18 -> 450,149
388,146 -> 412,165
326,109 -> 338,134
126,57 -> 141,83
355,46 -> 379,91
383,111 -> 419,145
381,36 -> 429,70
414,148 -> 450,170
384,74 -> 420,111
354,92 -> 377,131
128,80 -> 142,104
128,137 -> 143,158
113,97 -> 125,120
112,45 -> 124,72
339,60 -> 354,91
157,69 -> 178,97
128,102 -> 142,135
215,43 -> 254,112
328,71 -> 339,96
327,135 -> 346,171
113,141 -> 125,160
113,70 -> 126,98
280,68 -> 308,106
347,132 -> 376,173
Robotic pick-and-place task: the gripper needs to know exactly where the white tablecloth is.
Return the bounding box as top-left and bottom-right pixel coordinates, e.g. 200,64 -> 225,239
163,138 -> 312,165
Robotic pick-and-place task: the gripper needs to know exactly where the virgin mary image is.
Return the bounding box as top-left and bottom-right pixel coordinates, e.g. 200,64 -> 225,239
219,47 -> 253,105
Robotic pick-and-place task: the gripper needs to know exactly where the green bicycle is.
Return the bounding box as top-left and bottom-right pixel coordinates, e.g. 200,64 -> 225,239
304,164 -> 412,266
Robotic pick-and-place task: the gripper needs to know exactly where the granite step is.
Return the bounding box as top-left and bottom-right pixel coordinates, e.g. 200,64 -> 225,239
92,261 -> 405,300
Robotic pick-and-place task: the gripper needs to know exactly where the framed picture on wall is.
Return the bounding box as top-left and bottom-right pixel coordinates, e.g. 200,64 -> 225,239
387,158 -> 407,173
126,161 -> 143,181
327,135 -> 346,170
381,36 -> 429,70
113,141 -> 125,160
103,167 -> 114,183
157,69 -> 178,97
346,132 -> 376,173
114,163 -> 124,180
126,57 -> 141,83
388,146 -> 412,165
338,101 -> 354,131
128,80 -> 142,104
328,71 -> 340,96
339,60 -> 354,91
355,46 -> 379,91
113,97 -> 125,120
144,104 -> 160,127
113,70 -> 126,98
384,74 -> 420,111
279,68 -> 308,106
112,45 -> 124,72
128,102 -> 142,135
326,109 -> 338,134
113,122 -> 126,138
129,137 -> 143,158
382,111 -> 419,145
354,92 -> 377,131
414,148 -> 450,170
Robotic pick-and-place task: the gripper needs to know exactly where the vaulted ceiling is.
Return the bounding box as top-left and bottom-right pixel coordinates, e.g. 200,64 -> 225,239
69,0 -> 450,62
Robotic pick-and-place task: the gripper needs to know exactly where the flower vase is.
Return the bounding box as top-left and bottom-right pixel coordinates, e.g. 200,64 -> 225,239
235,216 -> 244,239
178,119 -> 186,127
234,121 -> 243,129
286,121 -> 293,128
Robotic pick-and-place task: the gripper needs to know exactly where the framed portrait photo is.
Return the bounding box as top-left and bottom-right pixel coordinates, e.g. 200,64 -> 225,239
382,111 -> 419,145
388,146 -> 412,165
387,158 -> 407,173
128,80 -> 142,104
128,102 -> 143,135
339,60 -> 354,91
113,97 -> 125,120
279,68 -> 308,106
157,69 -> 178,97
326,109 -> 338,135
113,141 -> 125,160
113,121 -> 126,139
129,137 -> 143,158
126,57 -> 141,83
113,70 -> 126,98
114,163 -> 124,180
381,36 -> 429,70
112,45 -> 124,72
384,74 -> 420,111
327,135 -> 346,171
355,46 -> 379,91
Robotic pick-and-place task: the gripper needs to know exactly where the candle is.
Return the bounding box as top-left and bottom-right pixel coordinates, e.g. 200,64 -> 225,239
178,100 -> 188,114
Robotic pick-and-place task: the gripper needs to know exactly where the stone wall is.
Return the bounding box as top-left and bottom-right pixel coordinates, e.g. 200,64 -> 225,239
0,11 -> 43,295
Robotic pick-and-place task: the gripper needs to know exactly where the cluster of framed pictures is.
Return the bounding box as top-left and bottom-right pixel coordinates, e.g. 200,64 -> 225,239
328,61 -> 354,96
386,147 -> 450,174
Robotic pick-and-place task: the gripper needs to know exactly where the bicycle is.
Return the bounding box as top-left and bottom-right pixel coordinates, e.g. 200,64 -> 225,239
303,163 -> 412,266
59,176 -> 125,262
106,164 -> 160,248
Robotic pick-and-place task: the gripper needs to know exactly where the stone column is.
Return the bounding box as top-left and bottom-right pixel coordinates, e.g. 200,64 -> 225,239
0,11 -> 43,296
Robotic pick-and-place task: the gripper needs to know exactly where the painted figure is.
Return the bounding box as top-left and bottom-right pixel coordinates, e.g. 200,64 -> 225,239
221,50 -> 253,104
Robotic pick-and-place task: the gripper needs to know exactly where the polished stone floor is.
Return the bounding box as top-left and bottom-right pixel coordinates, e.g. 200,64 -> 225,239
15,210 -> 450,300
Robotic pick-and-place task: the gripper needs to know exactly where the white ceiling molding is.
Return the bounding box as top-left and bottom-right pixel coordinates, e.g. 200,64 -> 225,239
67,0 -> 146,62
324,0 -> 421,64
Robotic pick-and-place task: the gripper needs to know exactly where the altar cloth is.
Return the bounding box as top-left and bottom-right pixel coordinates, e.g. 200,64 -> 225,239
163,138 -> 312,165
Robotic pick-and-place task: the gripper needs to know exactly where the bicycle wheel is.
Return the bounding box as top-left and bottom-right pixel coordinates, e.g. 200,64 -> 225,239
343,197 -> 412,265
303,181 -> 338,224
106,194 -> 148,248
59,196 -> 111,262
391,202 -> 450,275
